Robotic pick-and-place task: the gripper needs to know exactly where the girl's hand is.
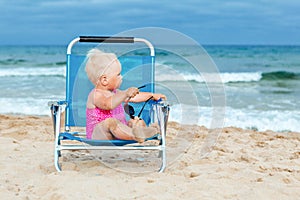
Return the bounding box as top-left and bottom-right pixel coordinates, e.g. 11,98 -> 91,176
152,93 -> 167,101
125,87 -> 139,99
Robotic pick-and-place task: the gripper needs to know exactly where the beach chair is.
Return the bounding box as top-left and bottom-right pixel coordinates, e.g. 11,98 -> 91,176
48,36 -> 170,172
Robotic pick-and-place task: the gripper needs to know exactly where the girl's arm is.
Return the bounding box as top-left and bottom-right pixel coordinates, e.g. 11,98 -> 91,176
129,92 -> 166,103
93,88 -> 139,110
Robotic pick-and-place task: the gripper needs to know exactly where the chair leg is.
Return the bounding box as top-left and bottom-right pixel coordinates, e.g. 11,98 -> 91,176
54,149 -> 62,172
158,148 -> 166,173
51,104 -> 63,172
54,132 -> 61,172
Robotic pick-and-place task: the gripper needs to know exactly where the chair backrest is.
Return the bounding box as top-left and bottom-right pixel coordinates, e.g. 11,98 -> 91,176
65,53 -> 155,128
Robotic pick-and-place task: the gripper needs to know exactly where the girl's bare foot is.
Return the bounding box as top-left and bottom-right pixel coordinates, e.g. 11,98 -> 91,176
133,126 -> 158,143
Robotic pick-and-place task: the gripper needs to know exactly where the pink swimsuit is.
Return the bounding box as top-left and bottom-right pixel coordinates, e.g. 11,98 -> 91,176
86,103 -> 127,139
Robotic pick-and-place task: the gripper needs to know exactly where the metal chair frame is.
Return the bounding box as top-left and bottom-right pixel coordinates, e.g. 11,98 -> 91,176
49,36 -> 169,172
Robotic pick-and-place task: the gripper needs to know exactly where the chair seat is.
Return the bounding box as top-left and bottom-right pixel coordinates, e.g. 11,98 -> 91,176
59,132 -> 160,146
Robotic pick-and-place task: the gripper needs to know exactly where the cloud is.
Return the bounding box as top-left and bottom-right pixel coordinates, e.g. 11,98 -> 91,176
0,0 -> 300,44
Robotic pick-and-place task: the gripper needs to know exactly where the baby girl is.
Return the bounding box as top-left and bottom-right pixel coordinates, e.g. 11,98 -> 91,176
85,48 -> 166,143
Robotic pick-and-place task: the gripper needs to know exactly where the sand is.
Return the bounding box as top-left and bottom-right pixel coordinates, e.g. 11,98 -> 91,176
0,114 -> 299,199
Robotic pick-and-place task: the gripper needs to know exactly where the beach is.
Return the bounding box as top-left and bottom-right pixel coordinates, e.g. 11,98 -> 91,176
1,1 -> 300,199
1,114 -> 299,199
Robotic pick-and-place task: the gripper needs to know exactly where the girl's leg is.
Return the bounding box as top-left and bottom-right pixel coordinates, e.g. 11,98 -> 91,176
92,118 -> 157,142
132,126 -> 158,143
92,120 -> 116,140
128,117 -> 147,128
105,118 -> 136,140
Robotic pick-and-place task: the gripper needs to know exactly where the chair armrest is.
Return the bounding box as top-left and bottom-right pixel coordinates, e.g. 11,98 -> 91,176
48,100 -> 68,107
152,100 -> 170,135
48,101 -> 68,137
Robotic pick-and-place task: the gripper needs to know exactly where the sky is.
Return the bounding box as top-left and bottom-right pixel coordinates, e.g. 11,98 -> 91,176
1,0 -> 300,45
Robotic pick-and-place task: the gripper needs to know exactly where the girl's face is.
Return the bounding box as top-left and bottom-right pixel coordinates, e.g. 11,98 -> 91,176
107,60 -> 123,90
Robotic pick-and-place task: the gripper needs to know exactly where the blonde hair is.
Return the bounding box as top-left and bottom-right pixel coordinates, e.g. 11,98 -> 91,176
85,48 -> 118,85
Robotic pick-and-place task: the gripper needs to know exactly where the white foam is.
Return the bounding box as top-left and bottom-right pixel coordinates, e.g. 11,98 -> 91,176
168,104 -> 300,132
0,66 -> 66,77
156,71 -> 262,83
223,107 -> 300,132
0,97 -> 62,116
220,72 -> 262,83
1,98 -> 299,132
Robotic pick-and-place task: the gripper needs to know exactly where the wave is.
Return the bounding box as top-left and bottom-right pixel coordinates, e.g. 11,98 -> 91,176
0,58 -> 28,65
156,71 -> 262,83
0,67 -> 66,77
169,104 -> 300,132
0,97 -> 64,116
0,58 -> 66,67
1,64 -> 298,84
261,71 -> 300,81
1,98 -> 298,132
38,61 -> 66,67
156,70 -> 300,84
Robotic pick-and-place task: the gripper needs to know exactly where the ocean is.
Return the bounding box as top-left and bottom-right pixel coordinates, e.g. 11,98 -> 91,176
0,45 -> 299,132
